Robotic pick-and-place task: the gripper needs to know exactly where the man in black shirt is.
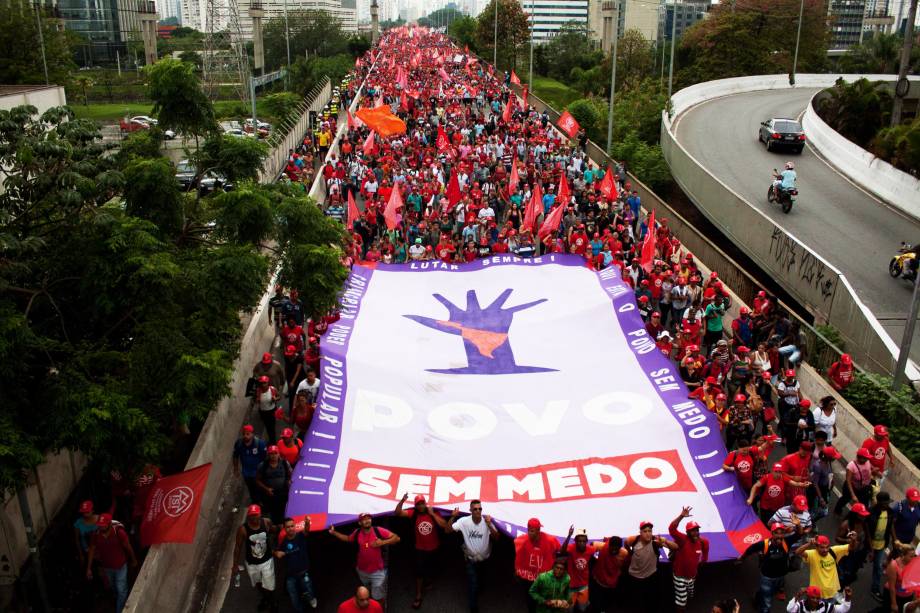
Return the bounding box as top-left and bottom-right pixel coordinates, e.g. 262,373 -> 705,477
275,517 -> 317,611
741,522 -> 793,613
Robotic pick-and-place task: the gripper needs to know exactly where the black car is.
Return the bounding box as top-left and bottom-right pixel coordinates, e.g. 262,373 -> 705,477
758,118 -> 806,153
175,159 -> 233,195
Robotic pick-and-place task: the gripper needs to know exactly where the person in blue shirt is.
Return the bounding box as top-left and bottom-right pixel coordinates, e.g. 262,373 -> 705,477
892,488 -> 920,546
626,191 -> 641,232
233,424 -> 267,504
276,517 -> 317,612
773,161 -> 797,192
542,192 -> 556,215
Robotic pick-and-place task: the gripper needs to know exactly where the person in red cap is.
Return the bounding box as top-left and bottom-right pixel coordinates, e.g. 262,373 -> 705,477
337,586 -> 382,613
252,374 -> 282,442
725,393 -> 755,450
514,517 -> 563,613
782,398 -> 816,453
891,487 -> 920,548
329,513 -> 400,609
252,350 -> 285,392
780,440 -> 814,503
74,500 -> 98,572
827,353 -> 855,392
233,504 -> 276,611
731,306 -> 754,348
794,532 -> 857,604
809,445 -> 841,521
834,447 -> 875,516
770,495 -> 814,548
277,428 -> 302,465
395,493 -> 450,609
835,503 -> 871,589
788,584 -> 852,612
862,424 -> 892,478
86,512 -> 136,613
255,445 -> 292,526
740,521 -> 796,611
625,520 -> 677,612
281,315 -> 307,356
668,506 -> 709,612
774,368 -> 803,426
749,462 -> 809,524
723,439 -> 759,493
234,424 -> 267,505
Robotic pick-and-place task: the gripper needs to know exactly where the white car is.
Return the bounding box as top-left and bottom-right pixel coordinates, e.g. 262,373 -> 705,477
131,115 -> 158,126
224,128 -> 252,138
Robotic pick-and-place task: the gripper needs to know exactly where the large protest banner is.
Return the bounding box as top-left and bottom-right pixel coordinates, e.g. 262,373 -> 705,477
287,255 -> 768,559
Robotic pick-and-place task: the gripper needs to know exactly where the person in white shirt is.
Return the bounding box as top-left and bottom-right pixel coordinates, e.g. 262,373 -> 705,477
445,500 -> 499,613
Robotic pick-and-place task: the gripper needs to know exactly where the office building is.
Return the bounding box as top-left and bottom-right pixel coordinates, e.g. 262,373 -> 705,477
49,0 -> 151,66
158,0 -> 182,21
522,0 -> 589,42
827,0 -> 867,50
618,0 -> 660,42
658,0 -> 706,41
182,0 -> 356,42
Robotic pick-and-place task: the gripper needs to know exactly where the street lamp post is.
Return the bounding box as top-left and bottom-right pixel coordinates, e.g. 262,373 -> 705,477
790,0 -> 804,85
493,0 -> 498,68
891,0 -> 918,126
528,0 -> 534,85
282,0 -> 291,87
34,3 -> 49,86
893,269 -> 920,390
606,2 -> 619,153
667,0 -> 677,101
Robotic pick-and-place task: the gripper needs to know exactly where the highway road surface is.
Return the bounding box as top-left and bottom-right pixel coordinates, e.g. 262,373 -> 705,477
673,87 -> 920,361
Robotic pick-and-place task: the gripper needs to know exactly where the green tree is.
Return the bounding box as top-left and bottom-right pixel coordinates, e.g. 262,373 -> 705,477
116,128 -> 165,164
263,10 -> 348,70
816,77 -> 891,147
197,134 -> 269,183
72,74 -> 94,106
347,35 -> 372,57
610,130 -> 672,193
839,32 -> 920,74
145,58 -> 217,140
540,22 -> 603,83
179,50 -> 202,69
0,0 -> 77,84
289,54 -> 353,95
476,0 -> 531,72
449,15 -> 479,51
567,98 -> 604,142
262,92 -> 301,123
123,158 -> 185,236
874,117 -> 920,174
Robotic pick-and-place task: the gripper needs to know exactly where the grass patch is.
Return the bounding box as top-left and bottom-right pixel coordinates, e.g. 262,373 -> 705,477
531,76 -> 580,111
71,103 -> 154,121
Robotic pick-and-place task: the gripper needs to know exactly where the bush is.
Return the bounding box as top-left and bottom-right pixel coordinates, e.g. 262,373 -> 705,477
873,117 -> 920,176
567,99 -> 602,142
610,130 -> 672,193
842,372 -> 920,466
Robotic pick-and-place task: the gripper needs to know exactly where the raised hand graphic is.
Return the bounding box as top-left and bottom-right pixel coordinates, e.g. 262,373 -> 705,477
404,289 -> 556,375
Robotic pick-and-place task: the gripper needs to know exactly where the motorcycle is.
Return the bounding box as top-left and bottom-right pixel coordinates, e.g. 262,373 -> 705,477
767,171 -> 797,213
890,242 -> 917,281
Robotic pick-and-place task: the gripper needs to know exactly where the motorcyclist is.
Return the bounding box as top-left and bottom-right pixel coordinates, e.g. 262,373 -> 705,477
772,162 -> 797,195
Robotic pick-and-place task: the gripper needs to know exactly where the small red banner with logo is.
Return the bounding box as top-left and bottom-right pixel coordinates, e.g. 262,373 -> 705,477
139,463 -> 211,546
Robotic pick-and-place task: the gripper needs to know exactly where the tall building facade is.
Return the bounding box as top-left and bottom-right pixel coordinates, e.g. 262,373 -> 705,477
658,0 -> 706,41
158,0 -> 182,20
618,0 -> 660,41
522,0 -> 589,42
182,0 -> 356,41
49,0 -> 149,65
827,0 -> 867,50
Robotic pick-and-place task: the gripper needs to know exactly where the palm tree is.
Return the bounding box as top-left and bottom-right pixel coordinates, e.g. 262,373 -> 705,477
72,74 -> 94,106
839,33 -> 901,73
817,77 -> 891,147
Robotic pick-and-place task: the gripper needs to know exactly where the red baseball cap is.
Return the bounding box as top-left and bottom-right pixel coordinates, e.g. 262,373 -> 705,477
821,446 -> 841,459
907,488 -> 920,502
874,424 -> 889,437
737,346 -> 750,353
705,376 -> 718,384
242,424 -> 254,434
274,408 -> 285,420
284,345 -> 296,357
740,306 -> 750,315
841,353 -> 852,364
773,462 -> 784,471
805,586 -> 822,598
527,518 -> 542,529
685,521 -> 700,531
97,513 -> 112,528
258,375 -> 270,383
247,504 -> 261,516
850,503 -> 870,517
639,520 -> 654,530
770,522 -> 785,532
716,392 -> 727,400
762,371 -> 772,380
414,495 -> 426,504
815,535 -> 830,546
793,495 -> 808,512
281,428 -> 294,438
358,512 -> 372,520
261,352 -> 272,364
79,500 -> 94,514
784,369 -> 796,378
267,445 -> 279,454
800,399 -> 812,409
710,271 -> 718,278
734,393 -> 747,403
857,448 -> 873,459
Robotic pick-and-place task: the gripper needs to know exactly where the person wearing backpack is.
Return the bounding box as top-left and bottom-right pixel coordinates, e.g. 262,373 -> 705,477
787,585 -> 853,612
255,446 -> 292,526
624,520 -> 677,613
329,513 -> 401,610
794,533 -> 857,604
85,513 -> 137,613
741,522 -> 794,613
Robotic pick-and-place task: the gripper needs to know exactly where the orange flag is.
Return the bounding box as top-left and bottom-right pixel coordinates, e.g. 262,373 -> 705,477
640,210 -> 656,273
522,85 -> 529,106
502,100 -> 512,124
436,125 -> 450,152
356,105 -> 407,137
384,183 -> 403,230
347,110 -> 357,130
347,190 -> 359,230
538,204 -> 565,241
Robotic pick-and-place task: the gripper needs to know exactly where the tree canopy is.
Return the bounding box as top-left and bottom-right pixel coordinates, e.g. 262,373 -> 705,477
475,0 -> 531,73
263,10 -> 348,69
145,58 -> 217,139
0,0 -> 77,85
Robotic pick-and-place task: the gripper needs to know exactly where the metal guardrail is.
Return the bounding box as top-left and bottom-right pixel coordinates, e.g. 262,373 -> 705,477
259,76 -> 332,183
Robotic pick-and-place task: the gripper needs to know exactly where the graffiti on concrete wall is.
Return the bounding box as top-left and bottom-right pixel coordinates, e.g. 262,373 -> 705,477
769,228 -> 836,304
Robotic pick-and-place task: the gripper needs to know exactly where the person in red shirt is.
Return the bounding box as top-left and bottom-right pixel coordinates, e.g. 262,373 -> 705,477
862,424 -> 892,475
276,428 -> 302,465
337,586 -> 383,613
668,506 -> 710,612
564,527 -> 595,611
86,513 -> 137,613
780,441 -> 814,503
394,493 -> 449,609
281,317 -> 306,355
329,513 -> 400,608
747,462 -> 810,525
514,517 -> 561,613
722,441 -> 757,493
591,536 -> 628,613
827,353 -> 854,391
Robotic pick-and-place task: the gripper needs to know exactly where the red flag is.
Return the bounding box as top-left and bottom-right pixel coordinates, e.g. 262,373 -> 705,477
522,85 -> 529,106
502,100 -> 512,124
538,204 -> 565,241
446,168 -> 462,209
347,190 -> 359,230
557,110 -> 580,139
640,210 -> 656,273
436,125 -> 450,152
384,184 -> 403,230
400,91 -> 409,112
439,67 -> 451,82
522,182 -> 543,232
139,463 -> 211,547
557,175 -> 571,207
508,157 -> 520,194
362,130 -> 376,157
510,70 -> 521,85
347,110 -> 357,130
598,165 -> 617,201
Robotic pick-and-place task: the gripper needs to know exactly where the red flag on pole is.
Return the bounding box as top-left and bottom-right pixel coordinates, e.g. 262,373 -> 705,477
510,70 -> 521,85
400,91 -> 409,112
384,184 -> 404,230
557,110 -> 581,139
640,210 -> 657,273
362,130 -> 376,157
502,100 -> 512,123
347,110 -> 357,130
508,157 -> 520,195
436,125 -> 450,152
538,204 -> 565,241
598,165 -> 617,201
522,182 -> 543,232
522,85 -> 529,106
347,190 -> 360,230
139,463 -> 211,547
446,168 -> 462,209
557,175 -> 571,207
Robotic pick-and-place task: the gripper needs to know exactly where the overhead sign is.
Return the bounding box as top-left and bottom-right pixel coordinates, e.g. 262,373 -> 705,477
287,255 -> 766,560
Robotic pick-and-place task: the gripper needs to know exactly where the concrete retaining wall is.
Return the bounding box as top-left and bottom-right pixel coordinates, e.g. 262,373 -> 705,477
260,78 -> 332,183
0,86 -> 67,113
802,86 -> 920,221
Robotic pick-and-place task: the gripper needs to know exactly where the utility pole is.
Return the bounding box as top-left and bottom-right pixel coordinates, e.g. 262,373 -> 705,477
528,0 -> 534,85
493,0 -> 498,68
790,0 -> 804,85
34,3 -> 49,86
893,269 -> 920,390
890,0 -> 918,126
283,0 -> 291,85
606,1 -> 619,153
667,0 -> 678,102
